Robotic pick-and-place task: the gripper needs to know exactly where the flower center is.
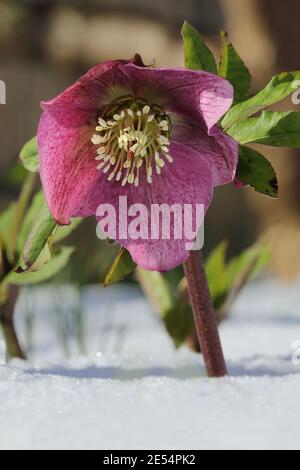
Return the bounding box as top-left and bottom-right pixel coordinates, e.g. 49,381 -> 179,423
91,96 -> 173,187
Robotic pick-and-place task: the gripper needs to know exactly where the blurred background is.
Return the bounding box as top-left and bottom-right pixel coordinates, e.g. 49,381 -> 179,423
1,0 -> 300,283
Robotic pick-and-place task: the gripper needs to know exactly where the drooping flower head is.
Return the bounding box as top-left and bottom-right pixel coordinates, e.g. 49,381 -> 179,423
38,55 -> 238,271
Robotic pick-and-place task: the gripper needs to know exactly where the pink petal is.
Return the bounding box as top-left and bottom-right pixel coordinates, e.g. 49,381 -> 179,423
118,63 -> 234,132
42,60 -> 233,134
41,58 -> 138,114
172,117 -> 238,187
210,126 -> 239,185
37,106 -> 100,225
96,142 -> 213,272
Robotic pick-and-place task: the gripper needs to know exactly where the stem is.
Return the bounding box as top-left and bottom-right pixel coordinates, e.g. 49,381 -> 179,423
7,173 -> 37,263
183,250 -> 228,378
0,285 -> 26,360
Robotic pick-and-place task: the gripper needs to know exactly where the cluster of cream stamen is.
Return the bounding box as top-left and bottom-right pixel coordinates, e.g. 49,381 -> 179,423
91,97 -> 173,187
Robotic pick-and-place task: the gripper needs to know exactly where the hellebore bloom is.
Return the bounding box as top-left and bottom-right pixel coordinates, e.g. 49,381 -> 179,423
37,55 -> 238,272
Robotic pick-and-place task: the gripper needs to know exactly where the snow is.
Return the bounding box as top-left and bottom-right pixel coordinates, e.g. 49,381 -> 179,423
1,279 -> 300,450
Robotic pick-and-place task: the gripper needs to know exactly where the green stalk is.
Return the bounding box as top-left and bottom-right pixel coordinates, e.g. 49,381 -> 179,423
0,284 -> 26,360
135,268 -> 174,315
8,173 -> 37,262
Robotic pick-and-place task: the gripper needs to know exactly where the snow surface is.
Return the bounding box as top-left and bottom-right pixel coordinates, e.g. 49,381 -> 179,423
1,279 -> 300,450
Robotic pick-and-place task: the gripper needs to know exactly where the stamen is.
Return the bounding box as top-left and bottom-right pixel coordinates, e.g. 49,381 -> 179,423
92,96 -> 173,187
165,154 -> 174,163
128,174 -> 135,184
103,164 -> 111,174
91,135 -> 103,145
107,173 -> 114,182
147,167 -> 153,184
158,136 -> 170,145
98,118 -> 107,127
159,120 -> 168,128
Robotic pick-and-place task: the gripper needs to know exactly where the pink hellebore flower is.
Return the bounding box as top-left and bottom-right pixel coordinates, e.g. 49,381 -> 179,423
38,55 -> 238,272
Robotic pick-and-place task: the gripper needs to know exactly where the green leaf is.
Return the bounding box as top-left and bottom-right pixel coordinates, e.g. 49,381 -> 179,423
26,242 -> 52,273
205,241 -> 227,303
0,204 -> 16,254
181,20 -> 217,73
136,268 -> 192,348
222,71 -> 300,129
104,248 -> 136,287
0,174 -> 37,262
0,209 -> 15,282
9,173 -> 37,256
8,247 -> 74,285
227,111 -> 300,147
53,218 -> 82,243
164,301 -> 195,349
206,242 -> 269,311
19,136 -> 39,173
17,190 -> 81,251
218,31 -> 251,103
216,245 -> 270,320
237,145 -> 278,198
179,242 -> 269,313
136,268 -> 174,313
17,190 -> 45,252
225,246 -> 269,287
21,204 -> 57,270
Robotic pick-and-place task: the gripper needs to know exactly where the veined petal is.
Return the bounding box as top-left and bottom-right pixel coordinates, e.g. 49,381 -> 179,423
41,57 -> 141,114
38,106 -> 100,225
119,63 -> 234,132
96,142 -> 213,272
172,116 -> 238,186
210,126 -> 239,185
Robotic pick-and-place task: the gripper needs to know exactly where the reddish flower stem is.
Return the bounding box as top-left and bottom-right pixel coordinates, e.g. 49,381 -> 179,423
183,250 -> 228,377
